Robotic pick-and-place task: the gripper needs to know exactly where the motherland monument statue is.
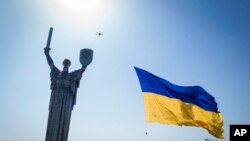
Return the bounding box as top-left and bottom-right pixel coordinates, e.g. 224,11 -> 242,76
44,28 -> 93,141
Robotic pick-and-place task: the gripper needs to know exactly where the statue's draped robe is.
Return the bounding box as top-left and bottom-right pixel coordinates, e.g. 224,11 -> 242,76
45,66 -> 82,141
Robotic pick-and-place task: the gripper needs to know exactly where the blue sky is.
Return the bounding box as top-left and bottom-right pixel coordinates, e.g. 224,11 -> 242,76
0,0 -> 250,141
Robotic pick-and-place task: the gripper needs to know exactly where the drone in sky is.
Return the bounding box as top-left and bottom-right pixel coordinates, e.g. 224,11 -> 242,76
96,31 -> 104,36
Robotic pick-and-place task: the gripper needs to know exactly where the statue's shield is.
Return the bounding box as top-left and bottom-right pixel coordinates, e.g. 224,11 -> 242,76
80,48 -> 93,66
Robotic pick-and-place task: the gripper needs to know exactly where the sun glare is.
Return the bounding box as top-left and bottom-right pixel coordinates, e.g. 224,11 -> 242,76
50,0 -> 113,28
57,0 -> 100,14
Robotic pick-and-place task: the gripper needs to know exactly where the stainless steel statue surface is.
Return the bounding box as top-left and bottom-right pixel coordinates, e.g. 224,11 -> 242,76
44,28 -> 93,141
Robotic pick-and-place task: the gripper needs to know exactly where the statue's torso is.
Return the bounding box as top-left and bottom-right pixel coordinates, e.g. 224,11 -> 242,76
54,72 -> 71,88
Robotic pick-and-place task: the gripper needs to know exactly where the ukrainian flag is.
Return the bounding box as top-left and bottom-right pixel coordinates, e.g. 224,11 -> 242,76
134,67 -> 224,138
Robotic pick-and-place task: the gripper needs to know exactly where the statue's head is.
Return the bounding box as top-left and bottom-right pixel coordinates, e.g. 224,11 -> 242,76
63,59 -> 71,68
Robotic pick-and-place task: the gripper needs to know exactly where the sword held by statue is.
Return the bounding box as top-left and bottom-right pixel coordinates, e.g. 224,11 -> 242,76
46,27 -> 53,49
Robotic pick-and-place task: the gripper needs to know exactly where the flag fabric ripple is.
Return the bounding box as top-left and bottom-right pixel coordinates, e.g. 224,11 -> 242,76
134,67 -> 224,138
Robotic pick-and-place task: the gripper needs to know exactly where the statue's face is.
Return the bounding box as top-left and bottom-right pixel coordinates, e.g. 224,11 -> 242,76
63,59 -> 71,68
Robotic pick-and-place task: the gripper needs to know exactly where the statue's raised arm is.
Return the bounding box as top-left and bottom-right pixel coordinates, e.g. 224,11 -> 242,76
44,48 -> 55,69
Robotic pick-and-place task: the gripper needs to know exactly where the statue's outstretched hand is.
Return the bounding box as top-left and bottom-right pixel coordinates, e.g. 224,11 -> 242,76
44,48 -> 51,55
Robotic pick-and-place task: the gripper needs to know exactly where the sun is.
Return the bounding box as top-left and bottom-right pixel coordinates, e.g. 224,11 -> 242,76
51,0 -> 111,27
57,0 -> 100,15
